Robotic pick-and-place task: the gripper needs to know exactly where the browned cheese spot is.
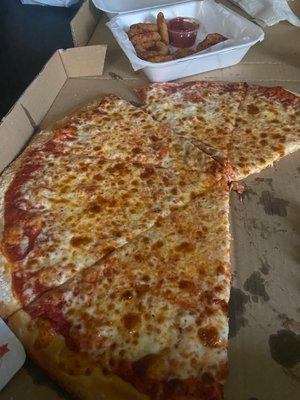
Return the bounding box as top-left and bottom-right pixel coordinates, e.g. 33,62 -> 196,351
70,236 -> 91,247
136,284 -> 150,297
198,326 -> 222,348
152,240 -> 164,250
132,147 -> 141,154
175,242 -> 196,253
190,191 -> 197,200
88,203 -> 101,213
121,290 -> 133,300
140,166 -> 156,179
123,313 -> 140,333
247,104 -> 259,115
179,280 -> 195,292
217,265 -> 225,275
107,163 -> 126,174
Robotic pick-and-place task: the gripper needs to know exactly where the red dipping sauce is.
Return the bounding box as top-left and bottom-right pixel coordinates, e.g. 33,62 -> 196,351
168,17 -> 199,48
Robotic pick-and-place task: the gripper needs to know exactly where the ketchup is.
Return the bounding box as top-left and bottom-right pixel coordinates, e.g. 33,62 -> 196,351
168,17 -> 199,48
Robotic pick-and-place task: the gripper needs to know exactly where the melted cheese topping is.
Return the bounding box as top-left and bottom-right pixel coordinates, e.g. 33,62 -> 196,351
1,96 -> 223,306
228,86 -> 300,180
137,83 -> 300,182
26,180 -> 230,399
136,81 -> 247,158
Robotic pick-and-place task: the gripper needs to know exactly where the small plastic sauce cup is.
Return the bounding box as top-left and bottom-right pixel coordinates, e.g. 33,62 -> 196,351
168,17 -> 199,48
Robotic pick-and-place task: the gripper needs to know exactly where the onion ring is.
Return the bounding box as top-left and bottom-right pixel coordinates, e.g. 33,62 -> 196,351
134,40 -> 157,54
174,48 -> 195,59
135,41 -> 169,60
157,12 -> 169,45
130,32 -> 161,46
196,33 -> 227,52
146,54 -> 174,63
128,23 -> 158,39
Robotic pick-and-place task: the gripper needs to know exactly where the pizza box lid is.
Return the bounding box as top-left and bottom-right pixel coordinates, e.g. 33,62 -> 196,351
0,319 -> 26,390
92,0 -> 191,16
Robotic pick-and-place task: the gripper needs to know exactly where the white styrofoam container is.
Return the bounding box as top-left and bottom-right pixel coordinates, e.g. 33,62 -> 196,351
106,0 -> 264,82
0,319 -> 26,390
92,0 -> 189,19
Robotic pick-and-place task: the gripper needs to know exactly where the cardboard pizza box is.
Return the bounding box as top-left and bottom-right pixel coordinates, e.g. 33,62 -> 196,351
0,1 -> 299,399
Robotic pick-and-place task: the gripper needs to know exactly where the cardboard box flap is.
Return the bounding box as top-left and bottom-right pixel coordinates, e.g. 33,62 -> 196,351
19,51 -> 67,128
0,103 -> 34,173
71,0 -> 101,47
59,45 -> 107,79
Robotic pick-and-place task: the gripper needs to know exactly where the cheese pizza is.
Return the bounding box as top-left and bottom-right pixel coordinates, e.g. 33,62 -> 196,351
135,81 -> 247,174
8,178 -> 230,400
136,82 -> 300,180
0,96 -> 224,317
228,85 -> 300,180
1,80 -> 299,400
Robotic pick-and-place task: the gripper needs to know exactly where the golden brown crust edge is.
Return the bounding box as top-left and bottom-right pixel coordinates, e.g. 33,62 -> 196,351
8,310 -> 148,400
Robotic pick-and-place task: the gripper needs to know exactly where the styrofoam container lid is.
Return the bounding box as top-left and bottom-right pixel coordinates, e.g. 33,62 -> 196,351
92,0 -> 190,14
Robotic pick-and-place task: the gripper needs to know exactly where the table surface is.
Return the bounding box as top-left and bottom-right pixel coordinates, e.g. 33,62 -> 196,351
0,0 -> 82,119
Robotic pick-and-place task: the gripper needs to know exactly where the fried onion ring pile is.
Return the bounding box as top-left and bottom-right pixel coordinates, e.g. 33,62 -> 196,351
127,13 -> 173,63
127,13 -> 227,63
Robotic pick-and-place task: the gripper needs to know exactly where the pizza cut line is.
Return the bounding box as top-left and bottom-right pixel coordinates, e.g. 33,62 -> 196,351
0,95 -> 224,317
135,81 -> 300,180
9,178 -> 230,400
0,81 -> 299,400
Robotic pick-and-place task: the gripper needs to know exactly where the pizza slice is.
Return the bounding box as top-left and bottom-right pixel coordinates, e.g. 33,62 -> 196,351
228,85 -> 300,180
136,81 -> 300,182
42,95 -> 182,166
0,97 -> 225,318
8,178 -> 231,400
135,81 -> 247,173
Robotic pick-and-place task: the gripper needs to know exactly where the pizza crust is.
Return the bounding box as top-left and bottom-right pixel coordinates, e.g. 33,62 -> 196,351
8,310 -> 148,400
0,128 -> 56,319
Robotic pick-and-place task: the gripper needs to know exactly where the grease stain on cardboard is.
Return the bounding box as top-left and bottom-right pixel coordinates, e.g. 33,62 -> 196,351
228,287 -> 250,337
259,256 -> 272,275
239,186 -> 257,202
244,218 -> 272,239
254,177 -> 274,190
269,330 -> 300,368
243,218 -> 287,239
243,271 -> 270,301
276,314 -> 300,330
258,191 -> 289,217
